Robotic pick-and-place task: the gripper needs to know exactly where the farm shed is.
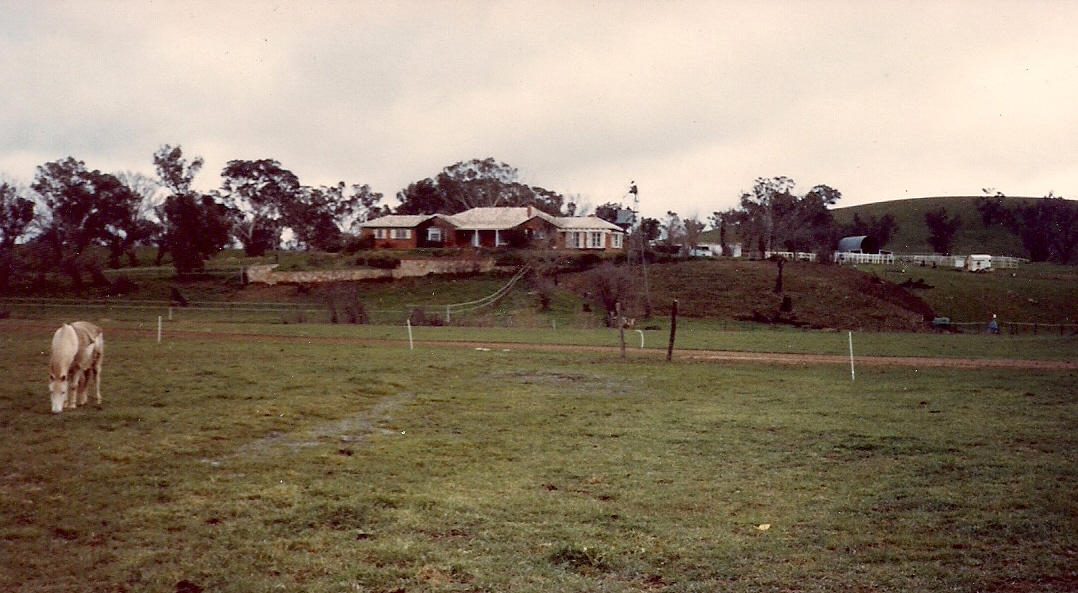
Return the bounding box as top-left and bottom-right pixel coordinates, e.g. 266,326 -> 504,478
836,235 -> 880,254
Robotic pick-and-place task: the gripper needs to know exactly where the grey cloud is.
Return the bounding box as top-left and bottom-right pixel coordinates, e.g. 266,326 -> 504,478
1,0 -> 1076,218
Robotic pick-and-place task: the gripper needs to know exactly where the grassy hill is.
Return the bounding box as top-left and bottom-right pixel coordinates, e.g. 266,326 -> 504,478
561,259 -> 935,332
4,251 -> 1076,331
831,195 -> 1039,257
561,258 -> 1076,330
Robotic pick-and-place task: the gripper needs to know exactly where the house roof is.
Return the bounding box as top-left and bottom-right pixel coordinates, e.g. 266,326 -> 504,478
359,214 -> 434,228
556,215 -> 624,231
360,208 -> 624,234
446,207 -> 554,230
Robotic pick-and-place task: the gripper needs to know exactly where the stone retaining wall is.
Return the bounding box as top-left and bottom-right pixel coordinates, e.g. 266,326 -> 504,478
245,258 -> 495,285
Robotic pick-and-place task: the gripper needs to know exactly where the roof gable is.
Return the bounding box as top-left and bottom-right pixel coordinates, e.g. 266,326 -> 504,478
360,208 -> 623,234
553,215 -> 624,231
360,213 -> 457,228
359,214 -> 431,228
448,207 -> 553,230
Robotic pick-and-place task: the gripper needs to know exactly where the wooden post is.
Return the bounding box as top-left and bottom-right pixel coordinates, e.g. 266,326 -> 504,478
666,299 -> 678,362
616,301 -> 626,359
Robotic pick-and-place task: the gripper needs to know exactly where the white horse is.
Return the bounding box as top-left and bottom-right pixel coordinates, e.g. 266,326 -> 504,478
49,321 -> 105,414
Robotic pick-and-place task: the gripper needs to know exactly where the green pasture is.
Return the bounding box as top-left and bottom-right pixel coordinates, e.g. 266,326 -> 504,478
3,317 -> 1077,362
1,323 -> 1075,592
855,261 -> 1078,326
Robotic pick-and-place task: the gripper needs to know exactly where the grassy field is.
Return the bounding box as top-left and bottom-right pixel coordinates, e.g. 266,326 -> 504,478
2,322 -> 1075,592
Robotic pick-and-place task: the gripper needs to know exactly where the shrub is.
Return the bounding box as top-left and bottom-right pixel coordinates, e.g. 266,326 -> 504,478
342,234 -> 376,253
358,256 -> 401,270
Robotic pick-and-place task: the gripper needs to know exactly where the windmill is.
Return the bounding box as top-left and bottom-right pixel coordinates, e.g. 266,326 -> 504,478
625,181 -> 651,317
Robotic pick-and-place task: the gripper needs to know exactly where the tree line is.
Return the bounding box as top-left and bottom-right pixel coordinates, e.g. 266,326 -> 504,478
594,176 -> 892,259
2,150 -> 1076,294
593,177 -> 1076,264
0,150 -> 587,292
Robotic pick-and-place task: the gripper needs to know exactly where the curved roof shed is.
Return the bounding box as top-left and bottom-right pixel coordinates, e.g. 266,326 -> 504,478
836,235 -> 880,253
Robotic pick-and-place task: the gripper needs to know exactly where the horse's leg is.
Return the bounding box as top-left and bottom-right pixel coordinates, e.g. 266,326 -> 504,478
65,376 -> 77,409
93,348 -> 103,405
75,370 -> 88,406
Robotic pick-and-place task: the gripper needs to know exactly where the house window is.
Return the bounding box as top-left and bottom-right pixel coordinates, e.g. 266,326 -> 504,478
427,227 -> 443,242
374,229 -> 387,239
590,232 -> 604,249
612,233 -> 622,249
391,228 -> 411,240
573,232 -> 585,248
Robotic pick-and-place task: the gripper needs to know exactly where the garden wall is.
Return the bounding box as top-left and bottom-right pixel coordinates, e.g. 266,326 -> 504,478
245,258 -> 495,285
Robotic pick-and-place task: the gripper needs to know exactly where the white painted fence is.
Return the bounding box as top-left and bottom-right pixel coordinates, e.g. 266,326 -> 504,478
891,254 -> 1027,269
896,254 -> 961,267
764,251 -> 818,262
833,252 -> 895,265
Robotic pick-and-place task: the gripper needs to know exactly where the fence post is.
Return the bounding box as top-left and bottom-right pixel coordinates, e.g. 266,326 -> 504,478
666,299 -> 678,362
616,301 -> 626,359
848,331 -> 855,381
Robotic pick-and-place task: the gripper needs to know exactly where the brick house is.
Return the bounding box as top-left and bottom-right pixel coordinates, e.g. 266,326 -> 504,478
359,207 -> 625,251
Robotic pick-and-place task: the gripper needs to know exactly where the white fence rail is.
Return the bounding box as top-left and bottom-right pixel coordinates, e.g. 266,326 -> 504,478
764,251 -> 818,262
835,253 -> 1028,269
895,254 -> 961,267
833,252 -> 895,265
438,265 -> 530,322
990,256 -> 1025,269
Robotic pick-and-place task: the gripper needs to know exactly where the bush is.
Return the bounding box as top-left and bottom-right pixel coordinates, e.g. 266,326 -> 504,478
110,275 -> 139,295
408,307 -> 444,326
341,235 -> 376,254
357,256 -> 401,270
326,288 -> 369,324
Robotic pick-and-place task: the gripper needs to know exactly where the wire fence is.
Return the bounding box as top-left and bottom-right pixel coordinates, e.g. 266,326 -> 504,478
935,320 -> 1078,336
0,267 -> 537,327
439,265 -> 530,323
4,296 -> 1074,335
0,296 -> 322,324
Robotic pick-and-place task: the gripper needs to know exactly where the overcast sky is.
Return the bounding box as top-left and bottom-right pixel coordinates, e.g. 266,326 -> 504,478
2,0 -> 1076,219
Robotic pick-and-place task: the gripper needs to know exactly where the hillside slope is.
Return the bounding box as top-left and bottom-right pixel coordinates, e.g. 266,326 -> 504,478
563,259 -> 936,332
4,246 -> 1073,331
831,195 -> 1039,256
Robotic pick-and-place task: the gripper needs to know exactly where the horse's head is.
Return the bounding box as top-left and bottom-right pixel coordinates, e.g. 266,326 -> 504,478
49,323 -> 78,414
49,371 -> 68,413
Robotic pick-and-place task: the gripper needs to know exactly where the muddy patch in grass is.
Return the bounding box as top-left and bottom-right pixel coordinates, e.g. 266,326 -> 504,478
491,370 -> 637,396
218,393 -> 416,461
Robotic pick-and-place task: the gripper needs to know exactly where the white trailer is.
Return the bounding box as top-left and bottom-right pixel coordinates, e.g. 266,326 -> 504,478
966,254 -> 992,272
